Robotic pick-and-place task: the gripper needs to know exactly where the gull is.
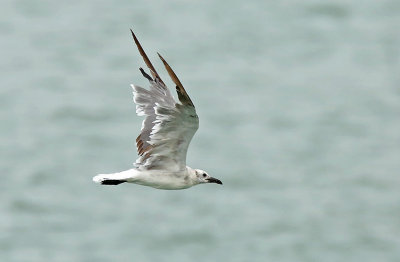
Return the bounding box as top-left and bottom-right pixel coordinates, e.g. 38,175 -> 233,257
92,29 -> 222,190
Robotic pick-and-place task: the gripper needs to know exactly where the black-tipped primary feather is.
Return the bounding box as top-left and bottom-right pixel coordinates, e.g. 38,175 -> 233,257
157,53 -> 194,107
130,29 -> 164,84
139,67 -> 153,81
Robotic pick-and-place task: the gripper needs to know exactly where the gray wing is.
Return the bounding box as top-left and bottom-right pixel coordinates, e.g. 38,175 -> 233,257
130,30 -> 199,171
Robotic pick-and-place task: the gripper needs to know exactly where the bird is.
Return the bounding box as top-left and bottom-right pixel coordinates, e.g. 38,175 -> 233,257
92,29 -> 222,190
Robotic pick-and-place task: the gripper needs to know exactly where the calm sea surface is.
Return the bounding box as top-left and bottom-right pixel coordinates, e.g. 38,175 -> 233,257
1,0 -> 400,261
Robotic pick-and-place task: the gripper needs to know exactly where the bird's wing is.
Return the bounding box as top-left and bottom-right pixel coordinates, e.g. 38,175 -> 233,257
130,30 -> 199,171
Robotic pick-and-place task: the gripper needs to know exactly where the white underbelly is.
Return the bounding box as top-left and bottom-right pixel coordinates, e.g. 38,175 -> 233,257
128,171 -> 193,190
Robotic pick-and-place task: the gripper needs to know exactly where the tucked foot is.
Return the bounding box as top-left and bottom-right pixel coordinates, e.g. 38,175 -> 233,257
100,179 -> 127,185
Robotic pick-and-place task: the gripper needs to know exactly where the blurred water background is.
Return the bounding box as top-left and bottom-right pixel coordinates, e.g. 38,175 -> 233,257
1,0 -> 400,261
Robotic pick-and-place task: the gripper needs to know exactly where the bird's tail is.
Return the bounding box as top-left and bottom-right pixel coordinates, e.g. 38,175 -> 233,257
93,170 -> 135,186
92,175 -> 126,185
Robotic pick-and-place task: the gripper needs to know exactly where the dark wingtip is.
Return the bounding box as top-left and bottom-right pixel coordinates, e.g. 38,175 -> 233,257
130,29 -> 164,84
130,29 -> 137,43
139,67 -> 153,81
157,52 -> 194,106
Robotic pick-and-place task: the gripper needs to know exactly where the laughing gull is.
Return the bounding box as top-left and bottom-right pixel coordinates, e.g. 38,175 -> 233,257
93,29 -> 222,190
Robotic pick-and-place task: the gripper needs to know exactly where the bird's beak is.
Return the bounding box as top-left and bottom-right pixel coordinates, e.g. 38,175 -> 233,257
207,177 -> 223,185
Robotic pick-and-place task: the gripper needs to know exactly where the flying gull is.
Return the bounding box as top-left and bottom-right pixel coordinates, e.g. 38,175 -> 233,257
93,29 -> 222,190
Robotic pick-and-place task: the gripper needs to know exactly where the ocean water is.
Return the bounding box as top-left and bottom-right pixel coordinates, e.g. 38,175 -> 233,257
1,0 -> 400,261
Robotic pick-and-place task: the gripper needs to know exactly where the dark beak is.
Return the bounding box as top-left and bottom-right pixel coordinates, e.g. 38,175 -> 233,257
207,177 -> 223,185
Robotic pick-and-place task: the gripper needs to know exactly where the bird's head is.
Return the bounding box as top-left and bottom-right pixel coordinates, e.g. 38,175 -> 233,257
194,169 -> 223,185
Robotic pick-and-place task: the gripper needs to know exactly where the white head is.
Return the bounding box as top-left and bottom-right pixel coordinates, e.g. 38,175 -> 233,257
194,169 -> 223,185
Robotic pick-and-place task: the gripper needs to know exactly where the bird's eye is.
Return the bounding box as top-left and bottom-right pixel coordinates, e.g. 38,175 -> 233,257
203,174 -> 207,178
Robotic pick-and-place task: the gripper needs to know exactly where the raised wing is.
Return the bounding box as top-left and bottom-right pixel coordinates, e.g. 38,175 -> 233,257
130,30 -> 199,171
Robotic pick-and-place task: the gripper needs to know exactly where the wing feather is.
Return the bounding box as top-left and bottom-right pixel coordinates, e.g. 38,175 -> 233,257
130,30 -> 199,171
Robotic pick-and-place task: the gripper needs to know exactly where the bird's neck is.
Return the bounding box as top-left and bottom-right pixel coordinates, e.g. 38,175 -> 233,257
185,166 -> 199,185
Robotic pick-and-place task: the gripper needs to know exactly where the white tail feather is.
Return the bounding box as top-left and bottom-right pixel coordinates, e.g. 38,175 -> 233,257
92,174 -> 107,184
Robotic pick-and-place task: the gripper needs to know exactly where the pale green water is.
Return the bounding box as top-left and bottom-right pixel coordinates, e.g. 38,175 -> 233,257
1,0 -> 400,261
